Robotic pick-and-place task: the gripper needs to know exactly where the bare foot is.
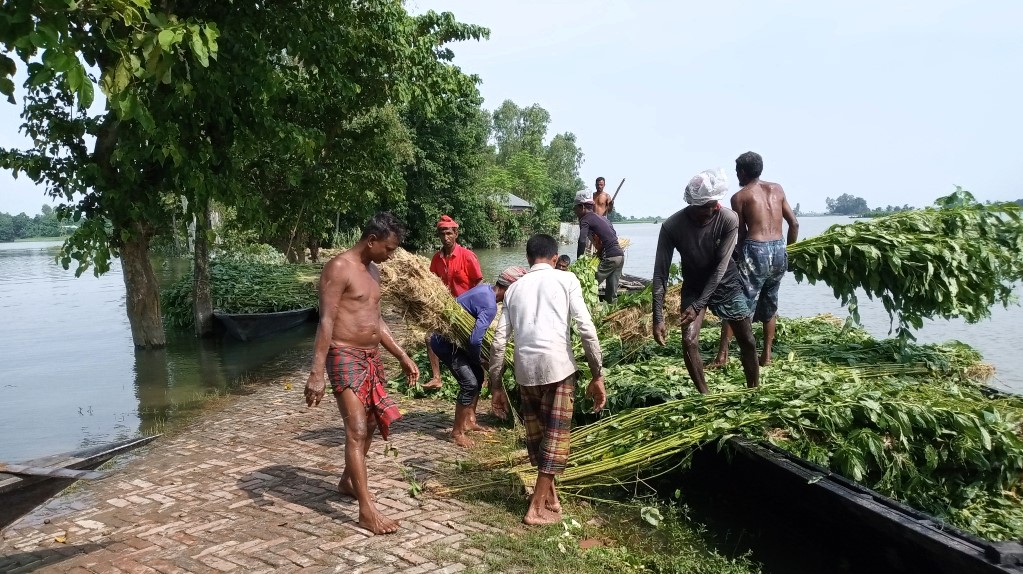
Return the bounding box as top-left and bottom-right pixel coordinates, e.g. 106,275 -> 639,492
530,493 -> 561,513
358,509 -> 401,535
338,475 -> 375,501
759,355 -> 772,367
422,377 -> 443,391
706,357 -> 728,369
523,506 -> 562,526
469,422 -> 494,433
451,432 -> 474,448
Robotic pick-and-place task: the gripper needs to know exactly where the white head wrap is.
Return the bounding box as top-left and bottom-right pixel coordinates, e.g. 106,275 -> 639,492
684,169 -> 729,205
574,190 -> 594,205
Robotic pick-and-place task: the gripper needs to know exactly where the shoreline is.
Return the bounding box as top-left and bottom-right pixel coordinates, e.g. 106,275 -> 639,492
0,349 -> 490,573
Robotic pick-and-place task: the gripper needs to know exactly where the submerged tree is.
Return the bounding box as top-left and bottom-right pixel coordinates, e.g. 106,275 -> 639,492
1,1 -> 487,347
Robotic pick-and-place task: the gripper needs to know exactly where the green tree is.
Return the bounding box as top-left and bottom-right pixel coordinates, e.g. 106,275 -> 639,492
545,132 -> 584,222
0,213 -> 14,241
2,1 -> 486,346
398,14 -> 492,250
825,193 -> 870,215
1,0 -> 219,347
491,100 -> 551,164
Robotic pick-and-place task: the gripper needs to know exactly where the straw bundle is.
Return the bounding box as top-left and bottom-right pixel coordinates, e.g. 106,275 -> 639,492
378,248 -> 512,367
602,284 -> 684,341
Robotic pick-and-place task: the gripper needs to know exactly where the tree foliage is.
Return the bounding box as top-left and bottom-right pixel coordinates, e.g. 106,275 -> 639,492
0,205 -> 68,241
789,189 -> 1023,342
825,193 -> 870,215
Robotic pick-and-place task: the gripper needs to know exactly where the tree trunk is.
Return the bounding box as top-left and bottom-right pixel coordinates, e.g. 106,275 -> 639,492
193,201 -> 215,337
121,228 -> 166,349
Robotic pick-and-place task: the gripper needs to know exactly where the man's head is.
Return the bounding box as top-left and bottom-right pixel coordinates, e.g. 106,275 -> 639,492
595,177 -> 606,194
556,255 -> 571,271
684,169 -> 729,224
436,215 -> 459,250
525,234 -> 559,267
494,265 -> 527,302
573,190 -> 594,218
360,212 -> 406,263
735,151 -> 764,186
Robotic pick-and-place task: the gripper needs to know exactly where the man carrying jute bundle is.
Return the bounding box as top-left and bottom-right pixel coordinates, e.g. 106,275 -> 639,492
304,212 -> 420,535
490,234 -> 606,525
429,266 -> 526,447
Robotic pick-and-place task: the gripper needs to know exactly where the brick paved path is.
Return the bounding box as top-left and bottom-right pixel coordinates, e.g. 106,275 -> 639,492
0,368 -> 503,574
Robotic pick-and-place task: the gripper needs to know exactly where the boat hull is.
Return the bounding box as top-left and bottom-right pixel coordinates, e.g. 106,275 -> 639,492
0,436 -> 158,531
213,308 -> 316,342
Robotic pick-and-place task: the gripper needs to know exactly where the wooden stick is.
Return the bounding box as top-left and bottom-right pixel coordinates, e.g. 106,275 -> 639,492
610,178 -> 626,203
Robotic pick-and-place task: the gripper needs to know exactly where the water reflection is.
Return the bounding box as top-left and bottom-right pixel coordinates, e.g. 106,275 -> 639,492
0,241 -> 315,461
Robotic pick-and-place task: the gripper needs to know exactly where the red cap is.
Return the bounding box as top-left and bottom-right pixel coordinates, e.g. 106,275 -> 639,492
436,215 -> 459,229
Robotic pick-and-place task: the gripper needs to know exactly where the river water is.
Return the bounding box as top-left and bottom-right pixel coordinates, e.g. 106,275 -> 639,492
2,216 -> 1021,461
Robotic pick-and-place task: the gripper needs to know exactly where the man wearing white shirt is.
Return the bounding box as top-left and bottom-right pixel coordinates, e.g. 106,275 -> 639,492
489,234 -> 607,526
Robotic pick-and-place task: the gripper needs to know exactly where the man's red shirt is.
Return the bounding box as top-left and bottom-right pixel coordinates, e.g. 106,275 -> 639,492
430,244 -> 483,297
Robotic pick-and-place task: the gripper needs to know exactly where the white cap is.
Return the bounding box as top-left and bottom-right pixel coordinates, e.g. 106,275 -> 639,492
574,190 -> 594,205
684,169 -> 729,205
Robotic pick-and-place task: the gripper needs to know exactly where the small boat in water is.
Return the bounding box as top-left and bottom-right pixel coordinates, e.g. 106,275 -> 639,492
0,435 -> 158,531
213,307 -> 317,342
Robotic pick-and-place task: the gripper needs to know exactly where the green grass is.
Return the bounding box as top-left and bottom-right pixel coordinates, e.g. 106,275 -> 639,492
424,422 -> 762,574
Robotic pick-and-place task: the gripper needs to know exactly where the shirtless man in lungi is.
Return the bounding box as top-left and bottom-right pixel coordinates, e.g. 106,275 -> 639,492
304,212 -> 420,535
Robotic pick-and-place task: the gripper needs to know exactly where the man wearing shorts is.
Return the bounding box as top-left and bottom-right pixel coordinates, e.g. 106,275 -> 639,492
711,151 -> 800,367
652,169 -> 760,394
489,234 -> 606,525
429,267 -> 525,447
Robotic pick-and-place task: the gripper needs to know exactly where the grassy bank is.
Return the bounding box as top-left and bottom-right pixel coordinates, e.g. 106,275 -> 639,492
418,418 -> 762,574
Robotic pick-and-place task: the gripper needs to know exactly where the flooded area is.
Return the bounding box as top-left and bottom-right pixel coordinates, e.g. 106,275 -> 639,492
2,217 -> 1021,461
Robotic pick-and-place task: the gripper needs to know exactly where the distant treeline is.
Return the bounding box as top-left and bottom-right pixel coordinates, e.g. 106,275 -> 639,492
0,205 -> 69,242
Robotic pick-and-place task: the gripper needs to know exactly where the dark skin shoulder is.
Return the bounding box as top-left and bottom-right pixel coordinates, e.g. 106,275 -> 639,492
731,180 -> 799,244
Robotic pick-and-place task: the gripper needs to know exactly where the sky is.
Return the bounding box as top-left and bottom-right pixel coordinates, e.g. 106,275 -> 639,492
2,0 -> 1021,218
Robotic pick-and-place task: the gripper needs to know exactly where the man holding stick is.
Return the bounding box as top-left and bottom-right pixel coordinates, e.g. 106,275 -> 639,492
593,176 -> 625,218
652,170 -> 760,394
490,234 -> 606,525
304,212 -> 420,535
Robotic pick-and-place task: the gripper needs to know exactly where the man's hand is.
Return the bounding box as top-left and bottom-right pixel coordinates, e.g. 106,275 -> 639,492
491,387 -> 510,420
305,372 -> 326,407
653,321 -> 667,345
401,356 -> 420,387
680,306 -> 699,326
585,375 -> 606,414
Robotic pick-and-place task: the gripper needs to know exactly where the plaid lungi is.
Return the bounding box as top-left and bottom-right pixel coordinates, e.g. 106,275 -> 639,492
326,345 -> 401,440
519,374 -> 577,475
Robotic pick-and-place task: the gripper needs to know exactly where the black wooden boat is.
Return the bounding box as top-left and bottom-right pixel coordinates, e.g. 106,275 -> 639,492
213,307 -> 317,342
0,435 -> 158,531
682,437 -> 1023,574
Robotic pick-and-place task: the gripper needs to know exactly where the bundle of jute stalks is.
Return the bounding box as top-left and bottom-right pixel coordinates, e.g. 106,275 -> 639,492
378,248 -> 512,367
